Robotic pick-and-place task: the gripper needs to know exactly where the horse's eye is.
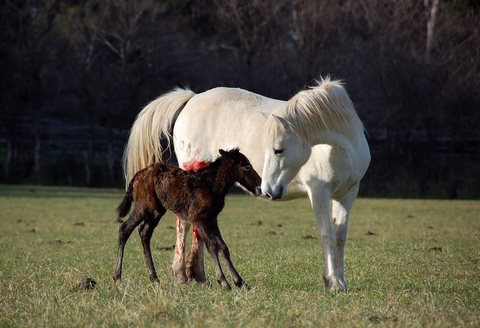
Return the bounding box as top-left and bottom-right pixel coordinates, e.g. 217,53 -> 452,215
274,148 -> 284,155
243,165 -> 251,172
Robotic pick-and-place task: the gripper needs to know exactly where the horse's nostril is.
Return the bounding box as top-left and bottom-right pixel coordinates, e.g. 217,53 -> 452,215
255,186 -> 262,196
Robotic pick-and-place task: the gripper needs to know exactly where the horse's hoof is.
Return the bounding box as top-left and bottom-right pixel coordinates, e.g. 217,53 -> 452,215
172,273 -> 188,285
170,266 -> 188,284
324,276 -> 349,292
186,270 -> 210,286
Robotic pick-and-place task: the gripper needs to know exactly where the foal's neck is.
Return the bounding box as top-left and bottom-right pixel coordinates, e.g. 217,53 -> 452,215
200,159 -> 236,196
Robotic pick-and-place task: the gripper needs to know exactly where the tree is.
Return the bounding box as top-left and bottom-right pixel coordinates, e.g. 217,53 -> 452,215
0,0 -> 61,180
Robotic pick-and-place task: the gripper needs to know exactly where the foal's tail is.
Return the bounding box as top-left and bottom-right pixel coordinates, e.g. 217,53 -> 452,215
122,88 -> 195,188
116,179 -> 134,221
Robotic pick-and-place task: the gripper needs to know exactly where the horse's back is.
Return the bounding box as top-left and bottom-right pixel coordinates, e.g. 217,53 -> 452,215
173,87 -> 281,169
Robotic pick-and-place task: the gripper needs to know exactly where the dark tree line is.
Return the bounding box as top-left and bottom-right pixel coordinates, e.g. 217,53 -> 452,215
1,0 -> 479,198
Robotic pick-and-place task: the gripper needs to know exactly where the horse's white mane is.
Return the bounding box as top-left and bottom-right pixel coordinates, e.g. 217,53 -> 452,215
268,76 -> 364,144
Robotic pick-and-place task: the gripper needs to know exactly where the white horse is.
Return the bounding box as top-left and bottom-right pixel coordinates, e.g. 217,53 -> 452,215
123,77 -> 370,291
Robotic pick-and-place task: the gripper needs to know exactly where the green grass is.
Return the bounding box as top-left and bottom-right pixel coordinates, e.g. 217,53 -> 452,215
0,184 -> 479,327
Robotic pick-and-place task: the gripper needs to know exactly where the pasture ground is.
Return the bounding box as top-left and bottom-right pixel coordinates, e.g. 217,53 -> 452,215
0,185 -> 479,327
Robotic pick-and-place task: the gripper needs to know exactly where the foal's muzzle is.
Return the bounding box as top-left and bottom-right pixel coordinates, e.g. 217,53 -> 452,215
255,186 -> 262,196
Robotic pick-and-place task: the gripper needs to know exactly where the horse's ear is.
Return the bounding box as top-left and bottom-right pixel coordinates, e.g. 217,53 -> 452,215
272,114 -> 293,130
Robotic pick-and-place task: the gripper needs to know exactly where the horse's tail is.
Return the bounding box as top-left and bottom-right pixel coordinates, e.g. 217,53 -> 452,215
122,88 -> 195,187
116,178 -> 134,220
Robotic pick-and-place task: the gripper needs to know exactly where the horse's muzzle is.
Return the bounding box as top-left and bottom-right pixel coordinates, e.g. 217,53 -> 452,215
263,186 -> 283,200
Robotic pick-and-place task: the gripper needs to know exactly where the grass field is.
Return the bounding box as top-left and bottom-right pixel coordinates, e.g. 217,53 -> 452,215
0,184 -> 479,327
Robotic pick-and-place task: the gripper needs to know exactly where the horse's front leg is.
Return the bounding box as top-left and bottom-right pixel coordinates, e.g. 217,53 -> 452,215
186,226 -> 210,286
171,216 -> 189,284
331,185 -> 359,291
309,186 -> 348,292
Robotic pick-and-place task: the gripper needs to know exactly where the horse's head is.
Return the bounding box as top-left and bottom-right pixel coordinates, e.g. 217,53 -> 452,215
261,114 -> 311,200
219,149 -> 262,196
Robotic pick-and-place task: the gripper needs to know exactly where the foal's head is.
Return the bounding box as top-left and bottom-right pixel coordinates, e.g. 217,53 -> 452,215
218,148 -> 262,196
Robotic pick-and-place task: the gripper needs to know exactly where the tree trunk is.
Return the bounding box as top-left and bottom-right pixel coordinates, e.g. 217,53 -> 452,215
33,111 -> 43,176
424,0 -> 439,63
84,126 -> 94,187
106,124 -> 116,183
5,135 -> 17,177
34,132 -> 42,175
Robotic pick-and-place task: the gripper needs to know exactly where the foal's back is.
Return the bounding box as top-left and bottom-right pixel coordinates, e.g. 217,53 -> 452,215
133,162 -> 220,219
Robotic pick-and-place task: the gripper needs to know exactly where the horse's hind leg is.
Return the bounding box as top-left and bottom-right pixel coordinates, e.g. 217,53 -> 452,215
186,226 -> 210,285
138,208 -> 166,283
171,216 -> 190,284
113,209 -> 144,284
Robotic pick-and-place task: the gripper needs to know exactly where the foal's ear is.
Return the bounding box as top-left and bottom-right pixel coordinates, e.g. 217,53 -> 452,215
219,149 -> 227,156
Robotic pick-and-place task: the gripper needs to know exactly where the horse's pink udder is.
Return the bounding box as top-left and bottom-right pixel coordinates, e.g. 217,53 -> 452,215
183,160 -> 208,172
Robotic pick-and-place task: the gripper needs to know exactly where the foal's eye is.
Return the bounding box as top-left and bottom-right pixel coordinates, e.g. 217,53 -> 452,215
243,165 -> 251,172
273,148 -> 284,155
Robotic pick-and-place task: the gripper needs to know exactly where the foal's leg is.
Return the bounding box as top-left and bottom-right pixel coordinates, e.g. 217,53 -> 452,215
196,218 -> 249,290
171,216 -> 190,284
331,184 -> 359,291
113,209 -> 145,284
186,226 -> 209,285
138,208 -> 166,283
217,235 -> 250,290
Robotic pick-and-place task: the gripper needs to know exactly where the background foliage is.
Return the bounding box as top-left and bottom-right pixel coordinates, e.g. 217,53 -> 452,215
1,0 -> 479,198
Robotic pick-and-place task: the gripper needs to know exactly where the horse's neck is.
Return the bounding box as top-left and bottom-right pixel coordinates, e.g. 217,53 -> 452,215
308,128 -> 360,150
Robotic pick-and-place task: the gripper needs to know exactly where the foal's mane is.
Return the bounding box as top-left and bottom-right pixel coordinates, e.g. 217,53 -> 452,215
268,77 -> 364,144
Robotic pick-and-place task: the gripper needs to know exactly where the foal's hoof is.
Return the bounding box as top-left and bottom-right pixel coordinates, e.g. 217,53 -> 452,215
198,279 -> 212,288
113,276 -> 122,284
219,281 -> 232,291
240,282 -> 251,291
149,276 -> 160,284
